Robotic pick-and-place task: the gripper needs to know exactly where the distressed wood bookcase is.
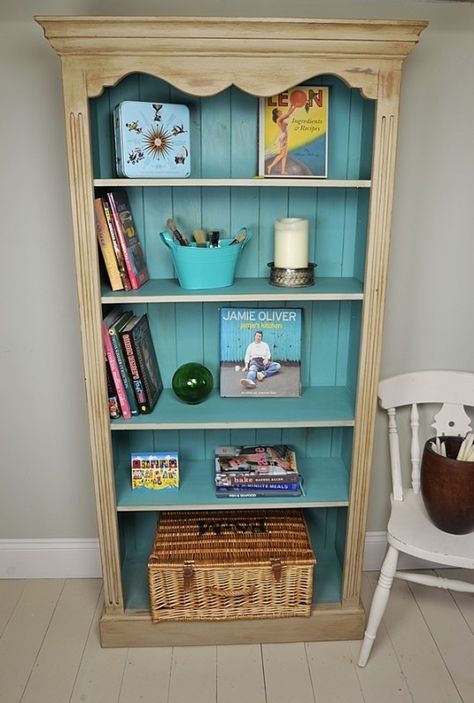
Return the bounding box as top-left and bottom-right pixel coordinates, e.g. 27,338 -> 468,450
37,16 -> 426,647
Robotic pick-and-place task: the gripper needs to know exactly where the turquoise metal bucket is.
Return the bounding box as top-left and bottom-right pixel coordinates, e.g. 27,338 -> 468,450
160,229 -> 253,290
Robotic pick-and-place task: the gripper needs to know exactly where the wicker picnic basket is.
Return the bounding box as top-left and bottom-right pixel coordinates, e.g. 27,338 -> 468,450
147,508 -> 316,623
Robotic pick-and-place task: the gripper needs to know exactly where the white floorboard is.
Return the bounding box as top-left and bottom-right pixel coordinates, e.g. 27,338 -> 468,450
0,572 -> 473,703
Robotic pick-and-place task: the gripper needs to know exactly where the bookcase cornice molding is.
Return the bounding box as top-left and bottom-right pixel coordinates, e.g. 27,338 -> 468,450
36,16 -> 427,100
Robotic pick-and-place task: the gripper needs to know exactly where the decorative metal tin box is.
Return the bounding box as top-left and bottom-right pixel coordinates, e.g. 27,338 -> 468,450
114,101 -> 191,178
148,509 -> 316,623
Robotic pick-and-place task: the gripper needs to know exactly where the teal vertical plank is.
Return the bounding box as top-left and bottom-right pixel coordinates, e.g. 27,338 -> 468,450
309,302 -> 340,386
179,430 -> 206,461
201,187 -> 230,235
149,303 -> 177,388
203,302 -> 220,384
346,302 -> 362,395
346,89 -> 364,179
230,188 -> 260,277
341,190 -> 357,277
258,188 -> 289,275
335,301 -> 351,387
200,89 -> 231,177
298,301 -> 313,388
229,429 -> 257,446
144,187 -> 175,279
360,98 -> 375,179
90,91 -> 113,178
315,189 -> 346,276
230,87 -> 259,178
255,428 -> 284,446
138,75 -> 171,102
281,428 -> 307,457
306,428 -> 334,458
171,186 -> 202,239
353,189 -> 369,282
334,508 -> 348,567
341,428 -> 353,474
322,77 -> 351,179
175,303 -> 203,367
153,429 -> 180,452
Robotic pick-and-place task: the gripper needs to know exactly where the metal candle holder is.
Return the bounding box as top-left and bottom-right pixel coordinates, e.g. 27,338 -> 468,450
267,262 -> 316,288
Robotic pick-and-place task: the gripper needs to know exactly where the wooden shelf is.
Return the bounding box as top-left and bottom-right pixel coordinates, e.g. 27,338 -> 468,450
116,456 -> 350,511
94,178 -> 371,189
101,277 -> 364,304
110,387 -> 356,431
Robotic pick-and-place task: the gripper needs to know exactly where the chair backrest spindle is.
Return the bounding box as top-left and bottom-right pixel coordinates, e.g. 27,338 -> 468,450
410,403 -> 421,494
387,407 -> 403,501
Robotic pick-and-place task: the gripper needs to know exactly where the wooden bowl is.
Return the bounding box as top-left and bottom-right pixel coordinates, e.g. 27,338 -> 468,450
420,436 -> 474,535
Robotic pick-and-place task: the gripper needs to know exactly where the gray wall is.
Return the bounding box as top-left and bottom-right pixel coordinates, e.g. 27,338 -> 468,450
1,0 -> 473,540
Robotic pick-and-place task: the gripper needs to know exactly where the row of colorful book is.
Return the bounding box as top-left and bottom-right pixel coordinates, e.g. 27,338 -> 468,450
95,190 -> 149,291
214,445 -> 303,499
103,308 -> 163,419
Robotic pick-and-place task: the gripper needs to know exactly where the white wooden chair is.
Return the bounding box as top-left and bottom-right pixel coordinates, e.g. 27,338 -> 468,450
358,370 -> 474,667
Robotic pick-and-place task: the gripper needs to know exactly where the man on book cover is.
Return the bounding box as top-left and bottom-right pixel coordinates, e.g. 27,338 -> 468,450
240,330 -> 281,389
219,307 -> 302,397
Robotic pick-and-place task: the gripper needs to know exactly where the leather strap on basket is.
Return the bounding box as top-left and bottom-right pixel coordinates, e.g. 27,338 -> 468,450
182,562 -> 194,592
271,559 -> 282,582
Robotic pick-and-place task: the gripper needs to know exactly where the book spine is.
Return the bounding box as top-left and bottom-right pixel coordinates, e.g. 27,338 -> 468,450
216,481 -> 300,491
121,330 -> 148,412
107,193 -> 140,289
94,198 -> 123,291
215,472 -> 300,485
102,322 -> 132,420
105,355 -> 121,419
102,198 -> 132,290
215,491 -> 301,498
109,328 -> 139,415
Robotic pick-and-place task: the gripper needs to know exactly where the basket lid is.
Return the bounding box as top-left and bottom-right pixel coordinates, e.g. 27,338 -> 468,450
148,509 -> 315,567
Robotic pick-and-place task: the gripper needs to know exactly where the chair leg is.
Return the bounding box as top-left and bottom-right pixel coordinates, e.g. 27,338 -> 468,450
358,545 -> 399,667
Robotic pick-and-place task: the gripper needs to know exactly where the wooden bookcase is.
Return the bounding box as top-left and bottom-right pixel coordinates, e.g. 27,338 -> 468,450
37,16 -> 426,647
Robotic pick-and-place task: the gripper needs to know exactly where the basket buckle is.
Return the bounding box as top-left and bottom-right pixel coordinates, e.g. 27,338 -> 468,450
183,562 -> 194,592
271,558 -> 282,582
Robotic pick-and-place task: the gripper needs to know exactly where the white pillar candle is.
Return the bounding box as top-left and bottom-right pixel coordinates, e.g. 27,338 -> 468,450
274,218 -> 309,269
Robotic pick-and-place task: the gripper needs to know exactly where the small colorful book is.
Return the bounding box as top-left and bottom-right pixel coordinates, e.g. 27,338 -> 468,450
131,451 -> 179,491
106,190 -> 149,290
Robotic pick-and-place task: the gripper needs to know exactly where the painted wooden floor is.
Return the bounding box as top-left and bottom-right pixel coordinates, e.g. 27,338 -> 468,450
0,569 -> 473,703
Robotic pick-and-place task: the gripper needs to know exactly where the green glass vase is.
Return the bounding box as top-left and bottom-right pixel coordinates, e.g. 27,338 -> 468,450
172,363 -> 214,404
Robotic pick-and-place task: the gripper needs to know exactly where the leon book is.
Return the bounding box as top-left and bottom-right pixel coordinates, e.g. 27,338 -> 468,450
259,85 -> 328,178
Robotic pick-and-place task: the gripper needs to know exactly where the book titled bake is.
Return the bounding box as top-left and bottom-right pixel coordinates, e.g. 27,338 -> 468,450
120,313 -> 163,414
106,190 -> 149,290
259,86 -> 328,178
219,307 -> 302,397
214,445 -> 302,498
131,451 -> 179,491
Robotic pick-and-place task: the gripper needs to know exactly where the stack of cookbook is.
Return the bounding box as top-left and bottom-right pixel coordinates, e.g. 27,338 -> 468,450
214,445 -> 303,499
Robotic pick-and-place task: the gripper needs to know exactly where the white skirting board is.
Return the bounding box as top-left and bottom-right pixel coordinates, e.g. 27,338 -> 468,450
0,539 -> 102,578
0,533 -> 440,579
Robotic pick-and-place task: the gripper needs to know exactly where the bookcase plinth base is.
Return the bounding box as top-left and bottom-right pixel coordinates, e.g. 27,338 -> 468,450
98,604 -> 365,647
